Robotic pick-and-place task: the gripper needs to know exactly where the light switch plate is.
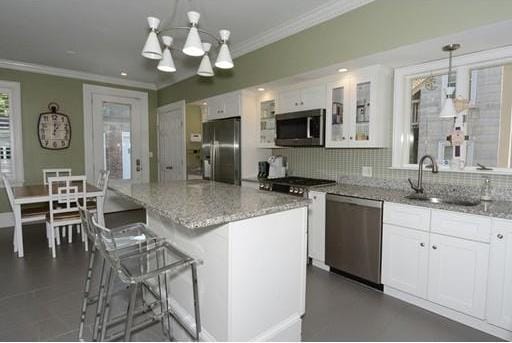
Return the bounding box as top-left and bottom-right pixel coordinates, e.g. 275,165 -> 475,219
362,166 -> 372,177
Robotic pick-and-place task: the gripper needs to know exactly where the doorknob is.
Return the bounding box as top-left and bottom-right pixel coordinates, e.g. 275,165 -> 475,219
166,166 -> 173,170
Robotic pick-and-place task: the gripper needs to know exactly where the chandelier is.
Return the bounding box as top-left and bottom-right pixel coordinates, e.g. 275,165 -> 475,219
141,11 -> 234,77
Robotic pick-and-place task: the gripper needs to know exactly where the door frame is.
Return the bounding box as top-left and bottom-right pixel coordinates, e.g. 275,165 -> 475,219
157,100 -> 187,182
83,84 -> 150,183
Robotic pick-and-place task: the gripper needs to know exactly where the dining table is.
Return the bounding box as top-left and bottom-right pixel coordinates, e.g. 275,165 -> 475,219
12,182 -> 105,258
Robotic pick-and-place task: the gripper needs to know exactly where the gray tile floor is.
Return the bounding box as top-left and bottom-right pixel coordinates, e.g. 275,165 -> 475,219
0,210 -> 501,341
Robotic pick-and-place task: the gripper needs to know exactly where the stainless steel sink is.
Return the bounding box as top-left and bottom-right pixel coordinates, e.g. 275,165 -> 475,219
405,194 -> 481,207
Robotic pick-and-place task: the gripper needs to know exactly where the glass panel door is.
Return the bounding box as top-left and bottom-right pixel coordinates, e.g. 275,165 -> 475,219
331,86 -> 346,142
102,102 -> 132,180
355,81 -> 371,142
260,100 -> 276,145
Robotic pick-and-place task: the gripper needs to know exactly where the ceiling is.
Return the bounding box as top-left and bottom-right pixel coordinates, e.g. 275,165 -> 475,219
0,0 -> 372,88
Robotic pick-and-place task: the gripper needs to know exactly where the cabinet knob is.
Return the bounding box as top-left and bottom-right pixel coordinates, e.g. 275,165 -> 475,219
432,245 -> 437,250
300,101 -> 304,105
295,102 -> 298,106
497,234 -> 504,239
342,137 -> 346,140
350,136 -> 353,140
420,242 -> 425,247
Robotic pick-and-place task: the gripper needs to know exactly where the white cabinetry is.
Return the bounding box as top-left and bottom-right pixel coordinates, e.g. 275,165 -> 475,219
382,224 -> 429,298
307,191 -> 327,270
325,65 -> 392,148
277,85 -> 325,113
487,219 -> 512,331
427,233 -> 489,319
257,91 -> 278,148
207,91 -> 241,120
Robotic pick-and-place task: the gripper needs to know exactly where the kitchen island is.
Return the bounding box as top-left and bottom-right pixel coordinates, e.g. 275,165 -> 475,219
110,180 -> 309,341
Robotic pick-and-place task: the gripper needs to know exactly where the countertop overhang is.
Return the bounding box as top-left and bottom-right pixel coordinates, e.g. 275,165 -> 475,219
109,180 -> 309,229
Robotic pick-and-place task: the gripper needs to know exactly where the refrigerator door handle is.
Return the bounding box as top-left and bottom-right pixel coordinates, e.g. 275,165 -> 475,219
306,117 -> 312,138
211,140 -> 216,181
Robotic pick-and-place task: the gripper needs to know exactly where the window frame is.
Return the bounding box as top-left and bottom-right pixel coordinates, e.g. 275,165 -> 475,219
392,45 -> 512,175
0,81 -> 23,184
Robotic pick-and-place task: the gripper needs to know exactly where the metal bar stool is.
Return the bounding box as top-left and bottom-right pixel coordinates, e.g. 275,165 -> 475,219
90,211 -> 202,342
77,207 -> 162,342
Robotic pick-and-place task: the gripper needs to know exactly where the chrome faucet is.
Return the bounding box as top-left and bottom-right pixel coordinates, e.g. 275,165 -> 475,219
408,154 -> 439,193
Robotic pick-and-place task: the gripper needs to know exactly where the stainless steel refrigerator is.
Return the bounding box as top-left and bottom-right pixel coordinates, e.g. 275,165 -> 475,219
201,117 -> 241,185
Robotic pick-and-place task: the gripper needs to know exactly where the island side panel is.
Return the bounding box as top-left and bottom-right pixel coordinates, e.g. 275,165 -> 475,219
227,206 -> 308,341
147,211 -> 230,341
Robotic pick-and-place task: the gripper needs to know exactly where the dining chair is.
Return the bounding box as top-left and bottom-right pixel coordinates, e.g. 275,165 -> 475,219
42,168 -> 72,185
1,173 -> 50,253
46,175 -> 87,258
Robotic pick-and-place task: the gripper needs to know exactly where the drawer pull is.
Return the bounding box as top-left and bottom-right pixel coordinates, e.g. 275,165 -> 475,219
420,242 -> 425,247
432,245 -> 438,250
497,234 -> 504,239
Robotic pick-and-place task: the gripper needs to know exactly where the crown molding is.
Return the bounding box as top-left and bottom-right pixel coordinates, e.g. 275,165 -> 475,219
156,0 -> 374,90
0,59 -> 157,90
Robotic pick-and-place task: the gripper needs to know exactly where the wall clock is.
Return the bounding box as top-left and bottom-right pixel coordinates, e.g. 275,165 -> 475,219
38,102 -> 71,150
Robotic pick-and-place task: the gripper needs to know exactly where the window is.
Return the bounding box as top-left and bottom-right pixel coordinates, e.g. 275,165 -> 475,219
0,81 -> 23,183
393,46 -> 512,173
102,102 -> 132,180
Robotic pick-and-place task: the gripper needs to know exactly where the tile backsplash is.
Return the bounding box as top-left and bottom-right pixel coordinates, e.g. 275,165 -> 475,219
273,147 -> 512,198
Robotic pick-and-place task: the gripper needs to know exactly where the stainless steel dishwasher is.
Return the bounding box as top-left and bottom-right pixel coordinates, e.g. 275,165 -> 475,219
325,194 -> 383,286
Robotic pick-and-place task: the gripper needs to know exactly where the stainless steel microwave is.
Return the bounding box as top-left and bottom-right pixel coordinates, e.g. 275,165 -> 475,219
275,109 -> 325,146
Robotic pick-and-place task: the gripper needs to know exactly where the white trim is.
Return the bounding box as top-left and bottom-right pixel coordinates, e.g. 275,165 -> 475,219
0,59 -> 156,90
83,84 -> 150,184
385,286 -> 512,341
156,0 -> 374,89
392,45 -> 512,173
157,100 -> 187,182
0,80 -> 23,184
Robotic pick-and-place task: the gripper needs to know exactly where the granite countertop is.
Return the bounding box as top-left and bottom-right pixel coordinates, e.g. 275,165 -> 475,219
109,180 -> 309,230
315,183 -> 512,220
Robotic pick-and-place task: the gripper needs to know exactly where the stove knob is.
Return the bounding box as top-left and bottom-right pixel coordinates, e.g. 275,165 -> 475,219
298,188 -> 304,194
293,188 -> 299,194
259,183 -> 264,189
289,187 -> 294,193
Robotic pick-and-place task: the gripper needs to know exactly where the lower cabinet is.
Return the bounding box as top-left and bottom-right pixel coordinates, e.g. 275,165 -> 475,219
487,219 -> 512,331
427,233 -> 489,319
382,224 -> 429,298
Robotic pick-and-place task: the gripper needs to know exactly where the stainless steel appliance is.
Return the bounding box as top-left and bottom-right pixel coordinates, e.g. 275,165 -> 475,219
275,109 -> 325,146
325,194 -> 383,287
201,117 -> 241,185
259,176 -> 335,197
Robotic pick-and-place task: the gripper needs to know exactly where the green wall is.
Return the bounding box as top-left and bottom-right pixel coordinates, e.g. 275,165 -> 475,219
0,68 -> 157,212
158,0 -> 512,105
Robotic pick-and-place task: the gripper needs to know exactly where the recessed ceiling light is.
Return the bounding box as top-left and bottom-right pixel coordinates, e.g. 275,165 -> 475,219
257,87 -> 265,92
120,71 -> 128,77
66,50 -> 76,55
337,68 -> 348,73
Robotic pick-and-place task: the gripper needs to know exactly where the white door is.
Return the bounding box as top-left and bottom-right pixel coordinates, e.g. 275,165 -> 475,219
158,101 -> 186,182
487,220 -> 512,330
84,85 -> 149,212
427,233 -> 489,319
382,224 -> 429,298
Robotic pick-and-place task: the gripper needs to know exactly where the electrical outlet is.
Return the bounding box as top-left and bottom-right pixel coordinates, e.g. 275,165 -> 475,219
362,166 -> 372,177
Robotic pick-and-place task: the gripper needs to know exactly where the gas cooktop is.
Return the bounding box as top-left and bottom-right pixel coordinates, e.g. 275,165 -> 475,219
259,176 -> 335,196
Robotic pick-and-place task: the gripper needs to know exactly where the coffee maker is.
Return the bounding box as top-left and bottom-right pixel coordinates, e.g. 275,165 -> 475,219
258,161 -> 269,179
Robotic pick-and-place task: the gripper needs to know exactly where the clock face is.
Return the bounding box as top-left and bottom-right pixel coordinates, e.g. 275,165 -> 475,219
38,112 -> 71,150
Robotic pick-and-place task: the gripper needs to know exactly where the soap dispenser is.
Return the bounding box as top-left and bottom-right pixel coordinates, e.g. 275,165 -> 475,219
480,178 -> 492,201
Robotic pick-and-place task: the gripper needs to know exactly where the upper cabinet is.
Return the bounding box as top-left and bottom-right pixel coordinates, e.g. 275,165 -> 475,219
258,99 -> 277,148
276,84 -> 326,113
207,91 -> 241,120
326,65 -> 392,148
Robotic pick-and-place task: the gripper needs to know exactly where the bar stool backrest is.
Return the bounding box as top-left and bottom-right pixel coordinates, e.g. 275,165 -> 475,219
43,168 -> 72,185
78,205 -> 97,242
96,170 -> 110,195
90,215 -> 121,263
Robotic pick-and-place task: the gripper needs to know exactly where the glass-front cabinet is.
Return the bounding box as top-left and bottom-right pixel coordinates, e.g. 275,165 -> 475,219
258,98 -> 277,148
326,65 -> 392,148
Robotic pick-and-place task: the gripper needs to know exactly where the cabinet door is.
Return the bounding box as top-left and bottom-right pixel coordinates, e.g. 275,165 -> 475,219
223,92 -> 241,117
325,80 -> 350,147
207,96 -> 224,120
487,220 -> 512,330
349,79 -> 372,144
300,85 -> 326,111
277,89 -> 301,113
382,224 -> 429,298
428,233 -> 489,319
308,191 -> 326,263
259,99 -> 277,147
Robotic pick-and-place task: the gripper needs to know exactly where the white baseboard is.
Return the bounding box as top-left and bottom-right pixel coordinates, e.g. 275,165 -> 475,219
311,258 -> 330,272
384,286 -> 512,341
252,314 -> 302,341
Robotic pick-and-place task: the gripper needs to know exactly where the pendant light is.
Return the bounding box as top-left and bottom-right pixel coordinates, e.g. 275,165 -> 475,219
215,30 -> 234,69
439,43 -> 460,118
197,43 -> 214,77
158,36 -> 176,72
141,17 -> 162,60
182,11 -> 204,57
